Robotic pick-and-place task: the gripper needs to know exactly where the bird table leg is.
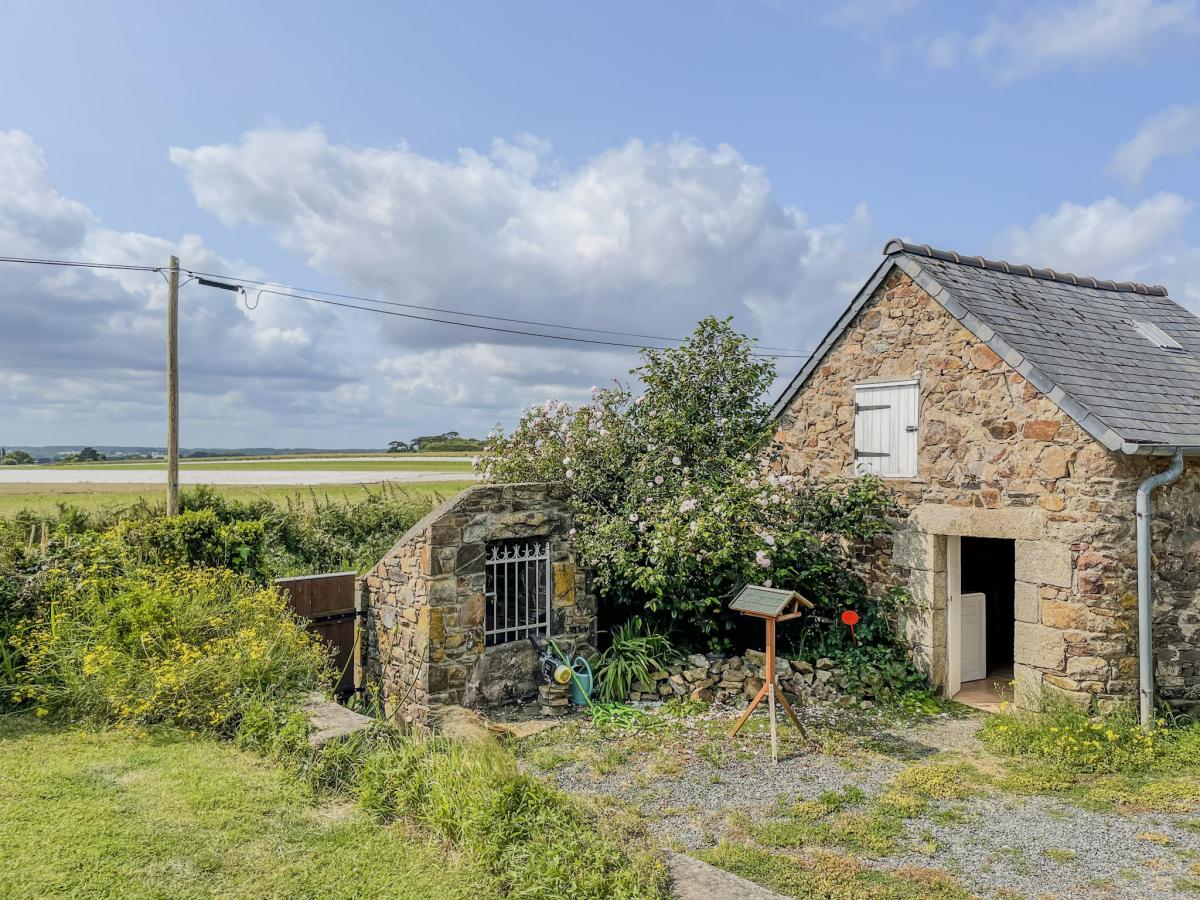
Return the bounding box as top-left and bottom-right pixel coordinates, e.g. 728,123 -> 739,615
768,683 -> 778,764
774,686 -> 808,740
728,681 -> 769,738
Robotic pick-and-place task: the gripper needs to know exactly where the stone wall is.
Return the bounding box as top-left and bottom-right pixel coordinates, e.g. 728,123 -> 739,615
623,651 -> 872,709
775,269 -> 1200,708
362,483 -> 597,733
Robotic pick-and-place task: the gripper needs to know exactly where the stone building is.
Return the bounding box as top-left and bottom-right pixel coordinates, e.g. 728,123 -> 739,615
361,483 -> 596,733
773,240 -> 1200,719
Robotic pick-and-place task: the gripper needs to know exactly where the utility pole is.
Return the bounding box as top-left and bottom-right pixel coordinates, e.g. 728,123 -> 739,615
166,255 -> 180,515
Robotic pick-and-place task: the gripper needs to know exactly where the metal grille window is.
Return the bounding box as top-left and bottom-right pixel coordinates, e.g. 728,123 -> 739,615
485,539 -> 551,646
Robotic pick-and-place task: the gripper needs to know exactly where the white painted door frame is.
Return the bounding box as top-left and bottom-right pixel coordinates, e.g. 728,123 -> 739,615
946,535 -> 961,698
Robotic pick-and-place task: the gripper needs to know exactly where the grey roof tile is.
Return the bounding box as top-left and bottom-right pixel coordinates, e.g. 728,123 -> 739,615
904,252 -> 1200,449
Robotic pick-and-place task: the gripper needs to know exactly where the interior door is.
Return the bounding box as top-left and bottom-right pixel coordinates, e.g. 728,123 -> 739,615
960,592 -> 987,682
946,536 -> 961,698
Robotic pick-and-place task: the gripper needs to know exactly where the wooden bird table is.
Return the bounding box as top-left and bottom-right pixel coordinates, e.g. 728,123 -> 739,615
727,584 -> 814,763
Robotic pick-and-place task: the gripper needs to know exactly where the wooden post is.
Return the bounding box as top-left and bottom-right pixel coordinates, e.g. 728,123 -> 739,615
166,255 -> 180,516
767,618 -> 778,762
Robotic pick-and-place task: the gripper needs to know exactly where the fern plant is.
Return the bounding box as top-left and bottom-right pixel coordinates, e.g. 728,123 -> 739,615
595,616 -> 674,702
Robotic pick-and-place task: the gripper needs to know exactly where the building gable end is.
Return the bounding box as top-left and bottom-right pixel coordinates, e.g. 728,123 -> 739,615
773,256 -> 1126,454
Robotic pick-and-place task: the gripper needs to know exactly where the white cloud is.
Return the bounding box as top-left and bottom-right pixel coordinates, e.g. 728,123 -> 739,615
171,127 -> 876,406
1111,102 -> 1200,183
825,0 -> 922,29
968,0 -> 1199,80
997,193 -> 1193,276
0,127 -> 875,446
927,32 -> 960,67
995,193 -> 1200,316
0,131 -> 91,254
0,130 -> 359,447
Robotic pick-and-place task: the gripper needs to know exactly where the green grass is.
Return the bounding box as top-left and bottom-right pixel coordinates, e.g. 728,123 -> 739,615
38,458 -> 475,472
0,718 -> 486,899
0,481 -> 475,517
740,758 -> 988,860
696,844 -> 970,899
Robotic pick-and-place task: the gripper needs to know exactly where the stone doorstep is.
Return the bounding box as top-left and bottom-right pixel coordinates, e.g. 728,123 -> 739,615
300,691 -> 375,749
665,851 -> 785,900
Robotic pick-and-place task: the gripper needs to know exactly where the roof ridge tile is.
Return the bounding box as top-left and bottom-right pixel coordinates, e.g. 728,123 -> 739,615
882,238 -> 1168,296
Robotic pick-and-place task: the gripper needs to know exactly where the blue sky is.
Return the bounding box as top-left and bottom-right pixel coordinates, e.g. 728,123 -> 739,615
1,0 -> 1198,447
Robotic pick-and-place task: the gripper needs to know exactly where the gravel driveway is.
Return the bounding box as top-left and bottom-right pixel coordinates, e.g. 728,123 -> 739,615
520,706 -> 1200,899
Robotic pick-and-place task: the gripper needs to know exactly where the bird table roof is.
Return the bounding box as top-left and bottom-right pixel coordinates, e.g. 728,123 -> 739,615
730,584 -> 813,619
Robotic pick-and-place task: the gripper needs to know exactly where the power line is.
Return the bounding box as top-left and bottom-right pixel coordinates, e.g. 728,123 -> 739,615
0,254 -> 815,358
0,255 -> 162,273
181,266 -> 815,355
255,288 -> 811,358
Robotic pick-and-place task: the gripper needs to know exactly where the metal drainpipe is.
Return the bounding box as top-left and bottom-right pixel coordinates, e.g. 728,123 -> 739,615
1136,448 -> 1185,727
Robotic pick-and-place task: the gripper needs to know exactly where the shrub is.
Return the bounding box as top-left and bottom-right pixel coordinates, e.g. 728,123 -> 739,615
834,642 -> 930,705
595,616 -> 675,701
478,317 -> 898,650
115,509 -> 270,580
270,484 -> 430,575
11,566 -> 329,732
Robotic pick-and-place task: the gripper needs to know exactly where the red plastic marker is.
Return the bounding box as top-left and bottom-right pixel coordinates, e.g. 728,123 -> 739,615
841,609 -> 860,646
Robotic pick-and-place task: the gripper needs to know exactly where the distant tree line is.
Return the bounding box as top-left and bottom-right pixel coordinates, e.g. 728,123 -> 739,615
0,449 -> 34,466
1,446 -> 111,465
388,431 -> 486,453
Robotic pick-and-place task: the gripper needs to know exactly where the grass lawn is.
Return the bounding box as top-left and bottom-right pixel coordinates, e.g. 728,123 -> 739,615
0,480 -> 476,517
23,458 -> 476,473
0,718 -> 488,899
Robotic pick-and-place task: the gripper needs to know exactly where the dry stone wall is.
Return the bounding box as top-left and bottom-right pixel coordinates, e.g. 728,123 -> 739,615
625,651 -> 870,709
362,483 -> 596,733
775,269 -> 1200,709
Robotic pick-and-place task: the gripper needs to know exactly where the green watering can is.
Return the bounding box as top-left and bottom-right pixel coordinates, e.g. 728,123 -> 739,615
568,655 -> 593,706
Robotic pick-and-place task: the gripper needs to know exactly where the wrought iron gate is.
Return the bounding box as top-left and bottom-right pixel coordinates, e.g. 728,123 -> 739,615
484,539 -> 551,646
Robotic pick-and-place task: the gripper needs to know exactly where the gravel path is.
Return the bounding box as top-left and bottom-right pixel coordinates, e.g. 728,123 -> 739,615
891,794 -> 1200,898
524,706 -> 1200,899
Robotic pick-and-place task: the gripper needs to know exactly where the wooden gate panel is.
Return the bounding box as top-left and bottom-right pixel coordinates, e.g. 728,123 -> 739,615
275,572 -> 358,695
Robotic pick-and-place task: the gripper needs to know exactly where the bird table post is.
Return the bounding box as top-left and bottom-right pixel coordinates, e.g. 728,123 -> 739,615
727,584 -> 814,763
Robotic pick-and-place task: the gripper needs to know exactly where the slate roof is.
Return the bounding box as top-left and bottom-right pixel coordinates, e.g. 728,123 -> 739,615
772,240 -> 1200,454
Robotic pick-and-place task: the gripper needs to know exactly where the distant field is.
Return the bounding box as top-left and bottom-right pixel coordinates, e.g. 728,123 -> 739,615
0,480 -> 476,518
24,458 -> 475,473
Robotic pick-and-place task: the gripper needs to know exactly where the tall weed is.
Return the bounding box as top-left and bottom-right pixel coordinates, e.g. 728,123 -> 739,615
980,691 -> 1197,775
292,725 -> 667,898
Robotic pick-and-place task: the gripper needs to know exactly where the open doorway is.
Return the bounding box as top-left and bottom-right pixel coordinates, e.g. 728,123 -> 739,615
946,536 -> 1015,711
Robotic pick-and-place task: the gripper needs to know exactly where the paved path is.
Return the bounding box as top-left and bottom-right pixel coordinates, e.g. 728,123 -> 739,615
665,852 -> 785,900
0,469 -> 477,486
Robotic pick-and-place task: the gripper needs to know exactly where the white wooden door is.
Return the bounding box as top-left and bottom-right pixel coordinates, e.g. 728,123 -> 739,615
946,536 -> 961,698
960,592 -> 987,682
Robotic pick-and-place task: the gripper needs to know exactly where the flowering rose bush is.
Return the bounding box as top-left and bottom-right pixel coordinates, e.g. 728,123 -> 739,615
479,317 -> 899,650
